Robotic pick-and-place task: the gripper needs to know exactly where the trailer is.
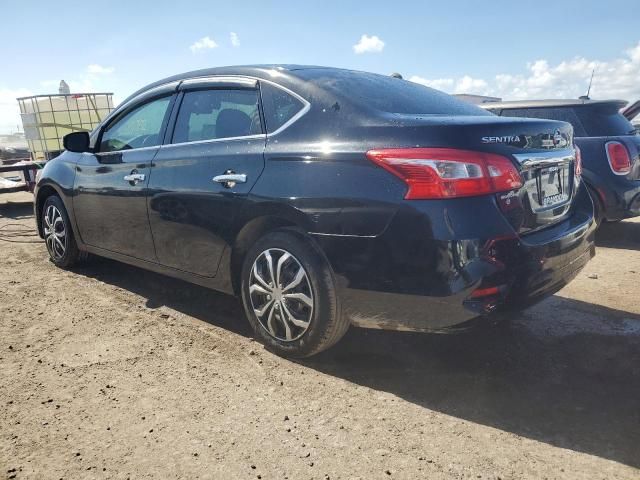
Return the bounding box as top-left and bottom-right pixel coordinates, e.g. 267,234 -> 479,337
0,161 -> 42,193
0,133 -> 39,193
0,88 -> 114,195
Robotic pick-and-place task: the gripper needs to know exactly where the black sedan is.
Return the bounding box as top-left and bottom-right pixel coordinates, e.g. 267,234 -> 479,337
34,66 -> 596,357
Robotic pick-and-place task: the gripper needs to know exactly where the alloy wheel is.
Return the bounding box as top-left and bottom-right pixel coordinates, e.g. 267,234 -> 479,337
248,248 -> 314,342
43,205 -> 66,260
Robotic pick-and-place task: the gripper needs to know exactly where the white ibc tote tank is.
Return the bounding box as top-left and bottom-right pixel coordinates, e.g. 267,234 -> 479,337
17,82 -> 114,161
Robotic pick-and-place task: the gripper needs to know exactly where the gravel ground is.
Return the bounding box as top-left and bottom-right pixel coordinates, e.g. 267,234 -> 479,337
1,191 -> 639,480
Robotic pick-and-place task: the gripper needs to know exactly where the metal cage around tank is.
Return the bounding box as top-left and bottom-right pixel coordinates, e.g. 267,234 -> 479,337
17,92 -> 114,161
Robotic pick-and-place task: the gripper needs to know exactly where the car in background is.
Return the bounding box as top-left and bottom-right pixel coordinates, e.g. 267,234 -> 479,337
482,99 -> 640,225
34,66 -> 595,357
624,100 -> 640,130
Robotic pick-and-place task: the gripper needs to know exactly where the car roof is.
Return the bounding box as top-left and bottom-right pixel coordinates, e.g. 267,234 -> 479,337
121,65 -> 355,105
480,99 -> 628,110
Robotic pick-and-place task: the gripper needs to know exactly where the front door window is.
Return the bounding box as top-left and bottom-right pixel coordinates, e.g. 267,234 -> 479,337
100,96 -> 171,152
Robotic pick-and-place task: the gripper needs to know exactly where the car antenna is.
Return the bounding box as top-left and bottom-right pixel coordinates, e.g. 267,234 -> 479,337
579,68 -> 595,100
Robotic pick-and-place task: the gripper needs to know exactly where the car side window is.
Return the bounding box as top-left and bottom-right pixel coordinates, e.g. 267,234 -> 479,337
172,89 -> 262,144
260,82 -> 305,133
99,96 -> 171,152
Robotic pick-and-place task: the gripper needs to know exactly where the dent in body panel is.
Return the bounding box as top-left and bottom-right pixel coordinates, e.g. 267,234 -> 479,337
252,140 -> 404,237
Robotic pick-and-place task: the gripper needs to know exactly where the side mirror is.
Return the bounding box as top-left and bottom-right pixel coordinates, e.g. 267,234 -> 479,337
63,131 -> 90,153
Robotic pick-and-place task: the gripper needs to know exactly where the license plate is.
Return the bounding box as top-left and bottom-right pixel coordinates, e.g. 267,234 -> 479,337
535,166 -> 569,207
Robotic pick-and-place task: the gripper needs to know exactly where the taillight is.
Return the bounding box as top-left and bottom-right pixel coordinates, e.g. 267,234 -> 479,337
366,148 -> 523,200
605,141 -> 631,175
574,145 -> 582,176
469,286 -> 501,299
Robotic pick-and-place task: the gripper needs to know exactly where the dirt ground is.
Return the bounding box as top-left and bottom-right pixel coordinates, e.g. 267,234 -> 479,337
1,191 -> 639,480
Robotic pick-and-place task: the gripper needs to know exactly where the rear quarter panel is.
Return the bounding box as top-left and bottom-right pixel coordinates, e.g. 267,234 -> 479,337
249,138 -> 405,237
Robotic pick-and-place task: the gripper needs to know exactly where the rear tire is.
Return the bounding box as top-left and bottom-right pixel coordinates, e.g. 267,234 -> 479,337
41,195 -> 86,268
240,230 -> 349,358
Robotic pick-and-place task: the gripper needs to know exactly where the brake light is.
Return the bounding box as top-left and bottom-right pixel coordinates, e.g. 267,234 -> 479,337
605,141 -> 631,175
469,286 -> 501,299
574,145 -> 582,176
366,148 -> 523,199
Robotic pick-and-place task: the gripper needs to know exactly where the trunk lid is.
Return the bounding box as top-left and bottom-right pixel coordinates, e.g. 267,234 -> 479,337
383,114 -> 579,234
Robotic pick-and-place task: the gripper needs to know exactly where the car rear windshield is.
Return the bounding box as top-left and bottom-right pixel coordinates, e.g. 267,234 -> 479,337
497,104 -> 636,137
299,69 -> 490,116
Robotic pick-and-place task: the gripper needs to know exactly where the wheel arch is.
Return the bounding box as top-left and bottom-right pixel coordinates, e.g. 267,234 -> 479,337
35,184 -> 63,238
228,203 -> 321,295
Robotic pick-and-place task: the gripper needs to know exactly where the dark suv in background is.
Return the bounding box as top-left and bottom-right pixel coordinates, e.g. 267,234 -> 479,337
483,99 -> 640,224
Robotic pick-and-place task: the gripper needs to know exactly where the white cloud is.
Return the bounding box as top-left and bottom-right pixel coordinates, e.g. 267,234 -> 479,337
230,32 -> 240,47
189,36 -> 218,53
409,76 -> 454,91
455,75 -> 489,94
409,40 -> 640,102
0,87 -> 33,133
353,34 -> 385,54
411,75 -> 490,95
87,64 -> 115,75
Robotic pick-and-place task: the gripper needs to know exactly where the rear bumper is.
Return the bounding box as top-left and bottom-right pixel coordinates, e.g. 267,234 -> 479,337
313,193 -> 596,332
491,218 -> 595,310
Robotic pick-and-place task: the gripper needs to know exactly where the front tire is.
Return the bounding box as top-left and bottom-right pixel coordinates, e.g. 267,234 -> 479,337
240,230 -> 349,358
42,195 -> 86,268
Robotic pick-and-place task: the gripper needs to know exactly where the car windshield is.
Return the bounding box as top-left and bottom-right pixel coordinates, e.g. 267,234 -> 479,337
299,69 -> 491,116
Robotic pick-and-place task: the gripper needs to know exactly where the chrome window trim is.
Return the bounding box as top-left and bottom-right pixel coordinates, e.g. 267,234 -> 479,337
179,76 -> 258,89
95,144 -> 163,155
258,78 -> 311,137
159,133 -> 267,150
268,100 -> 310,137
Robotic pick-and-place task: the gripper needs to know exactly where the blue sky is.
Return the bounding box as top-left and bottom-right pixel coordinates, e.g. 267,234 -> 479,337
1,0 -> 639,132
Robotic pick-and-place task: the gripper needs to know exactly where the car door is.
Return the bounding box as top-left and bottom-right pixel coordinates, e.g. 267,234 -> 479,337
73,85 -> 177,261
147,77 -> 266,277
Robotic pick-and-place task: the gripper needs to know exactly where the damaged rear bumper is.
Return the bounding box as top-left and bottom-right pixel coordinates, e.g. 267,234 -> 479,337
313,199 -> 596,333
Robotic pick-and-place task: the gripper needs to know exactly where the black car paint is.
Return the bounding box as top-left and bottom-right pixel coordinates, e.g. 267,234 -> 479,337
486,101 -> 640,221
34,66 -> 596,332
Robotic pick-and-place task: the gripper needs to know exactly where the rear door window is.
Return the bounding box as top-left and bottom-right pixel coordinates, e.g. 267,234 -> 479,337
172,89 -> 262,143
259,82 -> 306,133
